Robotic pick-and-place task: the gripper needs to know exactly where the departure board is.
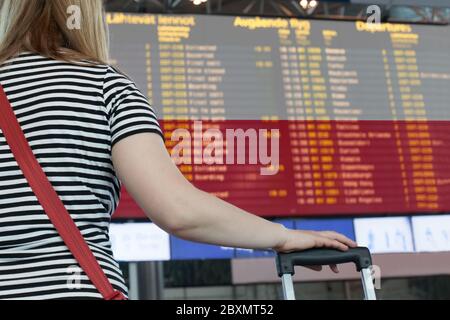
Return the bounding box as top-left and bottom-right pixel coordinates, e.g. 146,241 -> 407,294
108,13 -> 450,218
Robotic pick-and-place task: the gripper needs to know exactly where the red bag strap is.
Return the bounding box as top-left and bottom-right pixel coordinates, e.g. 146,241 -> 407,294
0,84 -> 126,300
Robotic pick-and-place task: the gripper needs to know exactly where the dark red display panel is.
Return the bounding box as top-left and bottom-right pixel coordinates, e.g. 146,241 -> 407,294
114,120 -> 450,219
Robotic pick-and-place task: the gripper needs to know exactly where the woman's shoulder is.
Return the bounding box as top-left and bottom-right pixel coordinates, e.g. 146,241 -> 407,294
2,51 -> 132,79
103,64 -> 140,94
0,51 -> 113,85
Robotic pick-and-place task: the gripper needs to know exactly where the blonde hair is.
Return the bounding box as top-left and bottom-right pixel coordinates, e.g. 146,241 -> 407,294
0,0 -> 109,65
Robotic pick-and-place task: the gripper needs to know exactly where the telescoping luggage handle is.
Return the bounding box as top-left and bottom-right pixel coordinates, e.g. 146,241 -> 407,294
276,247 -> 377,300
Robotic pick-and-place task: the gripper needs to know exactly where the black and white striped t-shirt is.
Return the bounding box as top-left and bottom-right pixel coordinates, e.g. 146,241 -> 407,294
0,52 -> 162,300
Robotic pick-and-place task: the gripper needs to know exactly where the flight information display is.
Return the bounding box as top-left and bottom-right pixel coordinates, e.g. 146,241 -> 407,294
108,13 -> 450,218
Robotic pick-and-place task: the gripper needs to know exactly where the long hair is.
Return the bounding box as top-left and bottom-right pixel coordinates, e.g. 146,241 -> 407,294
0,0 -> 109,65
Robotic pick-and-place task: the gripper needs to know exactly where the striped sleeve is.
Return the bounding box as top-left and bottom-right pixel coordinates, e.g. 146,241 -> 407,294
103,66 -> 163,147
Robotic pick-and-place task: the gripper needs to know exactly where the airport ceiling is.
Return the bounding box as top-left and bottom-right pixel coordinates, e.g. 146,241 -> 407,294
104,0 -> 450,23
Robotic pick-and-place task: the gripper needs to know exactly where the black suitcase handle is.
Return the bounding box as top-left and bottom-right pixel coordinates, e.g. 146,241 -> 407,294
276,247 -> 373,277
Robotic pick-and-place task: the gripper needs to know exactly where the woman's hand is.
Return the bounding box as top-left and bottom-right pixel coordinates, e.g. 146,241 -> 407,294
273,229 -> 358,273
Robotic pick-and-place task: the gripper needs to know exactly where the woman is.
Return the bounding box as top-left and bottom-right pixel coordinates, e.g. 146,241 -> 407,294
0,0 -> 356,300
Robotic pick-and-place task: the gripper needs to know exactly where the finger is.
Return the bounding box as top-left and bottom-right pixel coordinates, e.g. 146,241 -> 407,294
320,231 -> 357,248
320,231 -> 354,246
315,237 -> 339,250
319,237 -> 349,251
306,265 -> 323,272
330,264 -> 339,274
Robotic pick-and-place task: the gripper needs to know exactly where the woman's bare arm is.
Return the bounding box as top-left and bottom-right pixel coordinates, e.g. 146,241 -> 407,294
112,133 -> 356,255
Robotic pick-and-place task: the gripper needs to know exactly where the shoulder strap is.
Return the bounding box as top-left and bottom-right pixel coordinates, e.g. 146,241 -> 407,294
0,84 -> 126,300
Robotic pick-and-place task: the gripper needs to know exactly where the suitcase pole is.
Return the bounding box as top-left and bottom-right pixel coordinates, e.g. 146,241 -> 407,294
281,274 -> 296,300
361,267 -> 377,300
276,247 -> 376,300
